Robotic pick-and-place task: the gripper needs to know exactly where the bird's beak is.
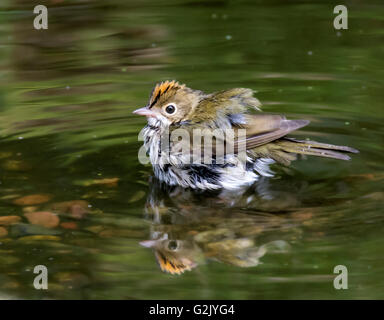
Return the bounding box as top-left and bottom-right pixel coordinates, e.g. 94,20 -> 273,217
132,107 -> 157,118
140,240 -> 157,248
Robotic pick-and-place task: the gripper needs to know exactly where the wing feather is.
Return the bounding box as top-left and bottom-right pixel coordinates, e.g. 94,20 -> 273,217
233,114 -> 310,151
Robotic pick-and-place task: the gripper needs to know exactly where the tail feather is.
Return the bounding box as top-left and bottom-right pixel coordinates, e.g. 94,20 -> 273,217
276,138 -> 359,162
253,137 -> 359,165
283,137 -> 359,154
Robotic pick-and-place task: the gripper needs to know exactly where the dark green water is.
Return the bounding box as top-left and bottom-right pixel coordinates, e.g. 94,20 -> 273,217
0,0 -> 383,299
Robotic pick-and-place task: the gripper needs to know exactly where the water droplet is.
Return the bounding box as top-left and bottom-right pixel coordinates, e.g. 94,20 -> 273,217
18,136 -> 24,140
225,35 -> 232,40
307,51 -> 313,56
211,13 -> 217,19
65,86 -> 70,90
345,121 -> 350,125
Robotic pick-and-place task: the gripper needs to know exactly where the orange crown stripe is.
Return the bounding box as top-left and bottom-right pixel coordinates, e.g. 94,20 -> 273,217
155,251 -> 190,275
149,80 -> 185,107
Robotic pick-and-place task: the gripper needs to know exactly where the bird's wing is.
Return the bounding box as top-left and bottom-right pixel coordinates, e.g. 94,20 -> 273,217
167,113 -> 309,162
233,114 -> 310,151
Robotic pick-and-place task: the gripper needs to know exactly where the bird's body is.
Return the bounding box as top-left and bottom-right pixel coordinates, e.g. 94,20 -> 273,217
142,119 -> 274,190
134,81 -> 358,190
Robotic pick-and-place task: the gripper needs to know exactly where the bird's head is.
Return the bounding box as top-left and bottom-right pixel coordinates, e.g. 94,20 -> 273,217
140,238 -> 199,275
133,80 -> 203,128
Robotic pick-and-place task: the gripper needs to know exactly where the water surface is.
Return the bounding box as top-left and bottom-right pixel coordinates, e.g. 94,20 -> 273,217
0,0 -> 383,299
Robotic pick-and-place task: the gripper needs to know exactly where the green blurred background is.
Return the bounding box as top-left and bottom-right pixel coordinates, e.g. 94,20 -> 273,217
0,0 -> 383,299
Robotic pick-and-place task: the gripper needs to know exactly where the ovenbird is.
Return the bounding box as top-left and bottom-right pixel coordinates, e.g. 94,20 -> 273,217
140,237 -> 200,275
141,180 -> 293,274
133,81 -> 358,190
140,236 -> 284,274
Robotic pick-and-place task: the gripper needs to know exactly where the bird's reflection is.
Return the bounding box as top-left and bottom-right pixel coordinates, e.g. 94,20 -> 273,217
140,177 -> 303,275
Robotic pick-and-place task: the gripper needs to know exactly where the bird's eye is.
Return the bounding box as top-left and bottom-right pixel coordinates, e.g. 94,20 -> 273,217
167,240 -> 179,251
165,104 -> 176,115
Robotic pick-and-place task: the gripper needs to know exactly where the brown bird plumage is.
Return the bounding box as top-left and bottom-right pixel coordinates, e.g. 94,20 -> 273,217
133,81 -> 359,190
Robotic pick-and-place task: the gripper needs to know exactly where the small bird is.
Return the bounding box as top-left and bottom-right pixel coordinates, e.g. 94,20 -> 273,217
140,180 -> 294,274
140,237 -> 200,275
133,81 -> 358,190
140,236 -> 288,274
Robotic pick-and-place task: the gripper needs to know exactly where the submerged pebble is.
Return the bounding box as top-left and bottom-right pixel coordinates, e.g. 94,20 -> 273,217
13,194 -> 52,206
50,200 -> 90,219
60,222 -> 78,230
24,211 -> 60,228
0,216 -> 22,225
75,177 -> 119,187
